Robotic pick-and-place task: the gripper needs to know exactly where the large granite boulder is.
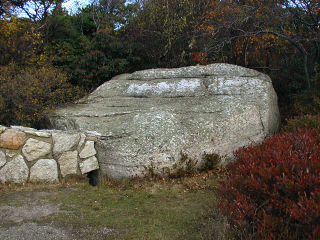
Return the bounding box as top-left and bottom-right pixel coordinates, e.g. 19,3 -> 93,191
46,63 -> 280,180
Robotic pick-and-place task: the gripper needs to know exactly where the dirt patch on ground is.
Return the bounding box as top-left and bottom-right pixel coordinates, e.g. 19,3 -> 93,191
0,188 -> 114,240
0,204 -> 64,223
0,190 -> 70,240
0,170 -> 227,240
0,222 -> 71,240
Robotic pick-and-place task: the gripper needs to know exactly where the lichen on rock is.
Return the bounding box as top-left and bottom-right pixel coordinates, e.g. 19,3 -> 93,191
0,150 -> 6,168
57,151 -> 78,177
22,138 -> 51,162
0,155 -> 29,183
30,159 -> 58,183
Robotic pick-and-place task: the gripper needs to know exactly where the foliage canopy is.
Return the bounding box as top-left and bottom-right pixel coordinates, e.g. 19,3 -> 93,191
0,0 -> 319,125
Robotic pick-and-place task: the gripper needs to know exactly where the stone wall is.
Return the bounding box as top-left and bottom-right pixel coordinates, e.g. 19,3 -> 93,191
0,125 -> 100,184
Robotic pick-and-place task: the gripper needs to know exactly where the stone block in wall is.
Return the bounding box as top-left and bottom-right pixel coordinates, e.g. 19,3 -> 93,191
22,138 -> 51,162
0,129 -> 26,150
79,141 -> 96,159
12,126 -> 51,138
0,155 -> 28,183
11,126 -> 36,132
5,149 -> 19,159
30,159 -> 58,183
26,130 -> 51,138
77,133 -> 86,152
79,156 -> 99,174
0,150 -> 6,168
12,125 -> 52,138
58,151 -> 78,177
52,132 -> 80,157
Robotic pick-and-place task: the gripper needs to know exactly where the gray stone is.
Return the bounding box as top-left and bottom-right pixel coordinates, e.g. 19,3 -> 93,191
25,130 -> 51,138
11,125 -> 36,132
77,133 -> 86,152
86,131 -> 102,136
128,64 -> 261,80
22,138 -> 51,162
79,141 -> 96,159
30,159 -> 58,183
11,125 -> 51,137
79,156 -> 99,174
0,155 -> 28,183
125,78 -> 205,97
0,150 -> 6,168
85,131 -> 101,141
5,150 -> 17,158
57,151 -> 78,177
47,63 -> 280,180
52,132 -> 80,156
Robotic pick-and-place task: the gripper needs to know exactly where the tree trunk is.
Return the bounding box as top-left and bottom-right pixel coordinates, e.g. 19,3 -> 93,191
303,53 -> 311,88
263,30 -> 312,89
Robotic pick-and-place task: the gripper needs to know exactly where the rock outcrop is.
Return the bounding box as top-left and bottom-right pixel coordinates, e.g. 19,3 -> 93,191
46,63 -> 280,180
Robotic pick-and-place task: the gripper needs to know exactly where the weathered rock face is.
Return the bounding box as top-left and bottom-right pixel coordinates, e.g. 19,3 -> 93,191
46,63 -> 280,180
30,159 -> 58,183
0,155 -> 29,183
79,156 -> 99,174
79,141 -> 96,159
57,151 -> 78,177
22,138 -> 51,162
52,132 -> 80,157
0,151 -> 6,168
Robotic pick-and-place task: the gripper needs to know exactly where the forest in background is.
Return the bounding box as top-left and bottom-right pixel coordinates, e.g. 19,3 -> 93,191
0,0 -> 319,127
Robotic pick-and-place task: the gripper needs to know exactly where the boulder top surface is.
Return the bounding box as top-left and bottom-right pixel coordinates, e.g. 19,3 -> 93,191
124,63 -> 267,80
82,63 -> 271,100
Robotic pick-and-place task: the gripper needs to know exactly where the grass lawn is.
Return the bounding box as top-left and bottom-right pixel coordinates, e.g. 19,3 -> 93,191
0,169 -> 230,240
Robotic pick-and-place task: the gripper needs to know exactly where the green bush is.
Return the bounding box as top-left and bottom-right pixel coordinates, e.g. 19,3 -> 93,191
51,30 -> 141,91
293,89 -> 320,116
282,114 -> 320,132
201,153 -> 221,171
0,64 -> 84,127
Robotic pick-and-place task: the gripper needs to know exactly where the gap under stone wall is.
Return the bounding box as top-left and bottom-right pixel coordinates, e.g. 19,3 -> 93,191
0,125 -> 100,184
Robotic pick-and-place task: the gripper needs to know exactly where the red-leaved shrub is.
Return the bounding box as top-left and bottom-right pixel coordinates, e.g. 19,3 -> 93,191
218,128 -> 320,239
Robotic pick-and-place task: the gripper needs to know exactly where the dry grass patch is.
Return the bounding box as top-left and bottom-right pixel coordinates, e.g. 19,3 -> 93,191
0,168 -> 232,240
